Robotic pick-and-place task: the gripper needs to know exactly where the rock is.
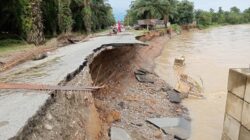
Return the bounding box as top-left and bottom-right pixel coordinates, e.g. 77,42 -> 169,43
111,127 -> 132,140
46,113 -> 53,120
130,130 -> 147,140
154,130 -> 163,139
162,86 -> 171,92
167,90 -> 181,104
107,110 -> 121,123
33,53 -> 48,61
147,117 -> 191,140
0,61 -> 5,66
135,74 -> 154,84
174,56 -> 185,66
175,80 -> 190,94
44,124 -> 53,130
118,102 -> 125,109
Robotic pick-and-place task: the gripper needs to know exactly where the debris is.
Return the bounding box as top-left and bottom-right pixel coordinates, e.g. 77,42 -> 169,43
0,61 -> 5,66
175,74 -> 204,98
130,131 -> 147,140
174,56 -> 185,66
154,130 -> 163,139
118,102 -> 125,109
46,113 -> 53,120
107,110 -> 121,123
147,117 -> 191,140
44,124 -> 53,130
134,68 -> 151,75
131,122 -> 143,127
135,74 -> 154,84
162,86 -> 171,92
175,75 -> 190,94
167,90 -> 181,103
33,53 -> 48,61
111,127 -> 132,140
67,38 -> 76,44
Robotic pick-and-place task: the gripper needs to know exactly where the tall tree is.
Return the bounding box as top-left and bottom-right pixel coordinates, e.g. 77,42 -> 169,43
58,0 -> 73,33
19,0 -> 45,45
176,0 -> 194,25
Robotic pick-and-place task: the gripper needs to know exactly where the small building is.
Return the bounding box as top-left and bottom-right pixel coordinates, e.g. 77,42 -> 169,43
135,19 -> 165,30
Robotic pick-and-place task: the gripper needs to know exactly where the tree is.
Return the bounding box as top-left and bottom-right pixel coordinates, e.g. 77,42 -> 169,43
42,0 -> 58,36
195,10 -> 212,27
217,7 -> 225,24
175,0 -> 194,25
225,6 -> 244,24
58,0 -> 73,33
130,0 -> 171,20
243,8 -> 250,22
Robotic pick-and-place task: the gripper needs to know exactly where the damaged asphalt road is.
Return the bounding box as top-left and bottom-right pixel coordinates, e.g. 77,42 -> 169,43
0,33 -> 145,140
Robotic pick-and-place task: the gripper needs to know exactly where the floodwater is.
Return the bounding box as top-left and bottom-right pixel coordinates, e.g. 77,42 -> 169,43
155,24 -> 250,140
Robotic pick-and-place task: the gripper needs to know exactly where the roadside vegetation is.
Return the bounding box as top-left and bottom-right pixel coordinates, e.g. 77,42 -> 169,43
124,0 -> 194,27
124,0 -> 250,29
0,0 -> 115,47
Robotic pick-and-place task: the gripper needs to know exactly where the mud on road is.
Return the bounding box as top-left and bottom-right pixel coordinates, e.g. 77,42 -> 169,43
11,31 -> 189,140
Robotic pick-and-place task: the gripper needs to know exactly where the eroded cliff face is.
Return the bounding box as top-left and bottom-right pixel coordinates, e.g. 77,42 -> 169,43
12,29 -> 179,140
11,44 -> 141,140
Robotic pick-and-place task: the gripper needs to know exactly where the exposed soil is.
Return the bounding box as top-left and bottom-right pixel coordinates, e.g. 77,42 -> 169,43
89,31 -> 189,140
11,30 -> 189,140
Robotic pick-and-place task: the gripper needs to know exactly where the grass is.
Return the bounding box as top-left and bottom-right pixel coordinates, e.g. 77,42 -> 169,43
0,39 -> 35,56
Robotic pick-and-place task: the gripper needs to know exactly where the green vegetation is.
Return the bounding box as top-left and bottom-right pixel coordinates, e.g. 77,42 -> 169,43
195,7 -> 250,28
0,39 -> 34,55
124,0 -> 195,26
171,24 -> 181,33
125,0 -> 250,29
0,0 -> 115,45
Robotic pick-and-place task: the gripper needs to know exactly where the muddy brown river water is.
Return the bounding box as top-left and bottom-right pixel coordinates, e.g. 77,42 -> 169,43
155,24 -> 250,140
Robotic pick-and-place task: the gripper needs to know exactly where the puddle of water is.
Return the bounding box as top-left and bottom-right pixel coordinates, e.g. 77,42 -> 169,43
155,24 -> 250,140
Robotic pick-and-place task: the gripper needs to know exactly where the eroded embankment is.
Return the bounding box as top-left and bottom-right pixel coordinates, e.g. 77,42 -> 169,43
11,30 -> 188,140
10,44 -> 142,140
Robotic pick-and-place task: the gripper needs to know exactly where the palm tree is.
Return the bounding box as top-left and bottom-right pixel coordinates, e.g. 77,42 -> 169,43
130,0 -> 178,28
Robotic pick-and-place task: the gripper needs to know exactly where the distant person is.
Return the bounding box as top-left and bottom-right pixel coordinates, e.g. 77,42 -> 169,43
117,21 -> 122,32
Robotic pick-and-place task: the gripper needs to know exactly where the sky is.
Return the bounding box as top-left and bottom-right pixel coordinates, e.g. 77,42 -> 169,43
108,0 -> 250,21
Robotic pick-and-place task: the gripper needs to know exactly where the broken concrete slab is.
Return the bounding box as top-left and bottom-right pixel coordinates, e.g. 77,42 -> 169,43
111,127 -> 132,140
134,68 -> 151,75
147,117 -> 191,140
167,90 -> 181,103
134,70 -> 146,75
135,74 -> 154,84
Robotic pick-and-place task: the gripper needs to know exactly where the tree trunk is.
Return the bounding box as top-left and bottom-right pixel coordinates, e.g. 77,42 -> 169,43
83,0 -> 92,33
164,15 -> 169,28
26,0 -> 45,45
58,0 -> 72,33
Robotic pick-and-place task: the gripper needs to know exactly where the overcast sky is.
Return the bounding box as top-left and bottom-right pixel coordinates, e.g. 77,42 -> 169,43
108,0 -> 250,21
